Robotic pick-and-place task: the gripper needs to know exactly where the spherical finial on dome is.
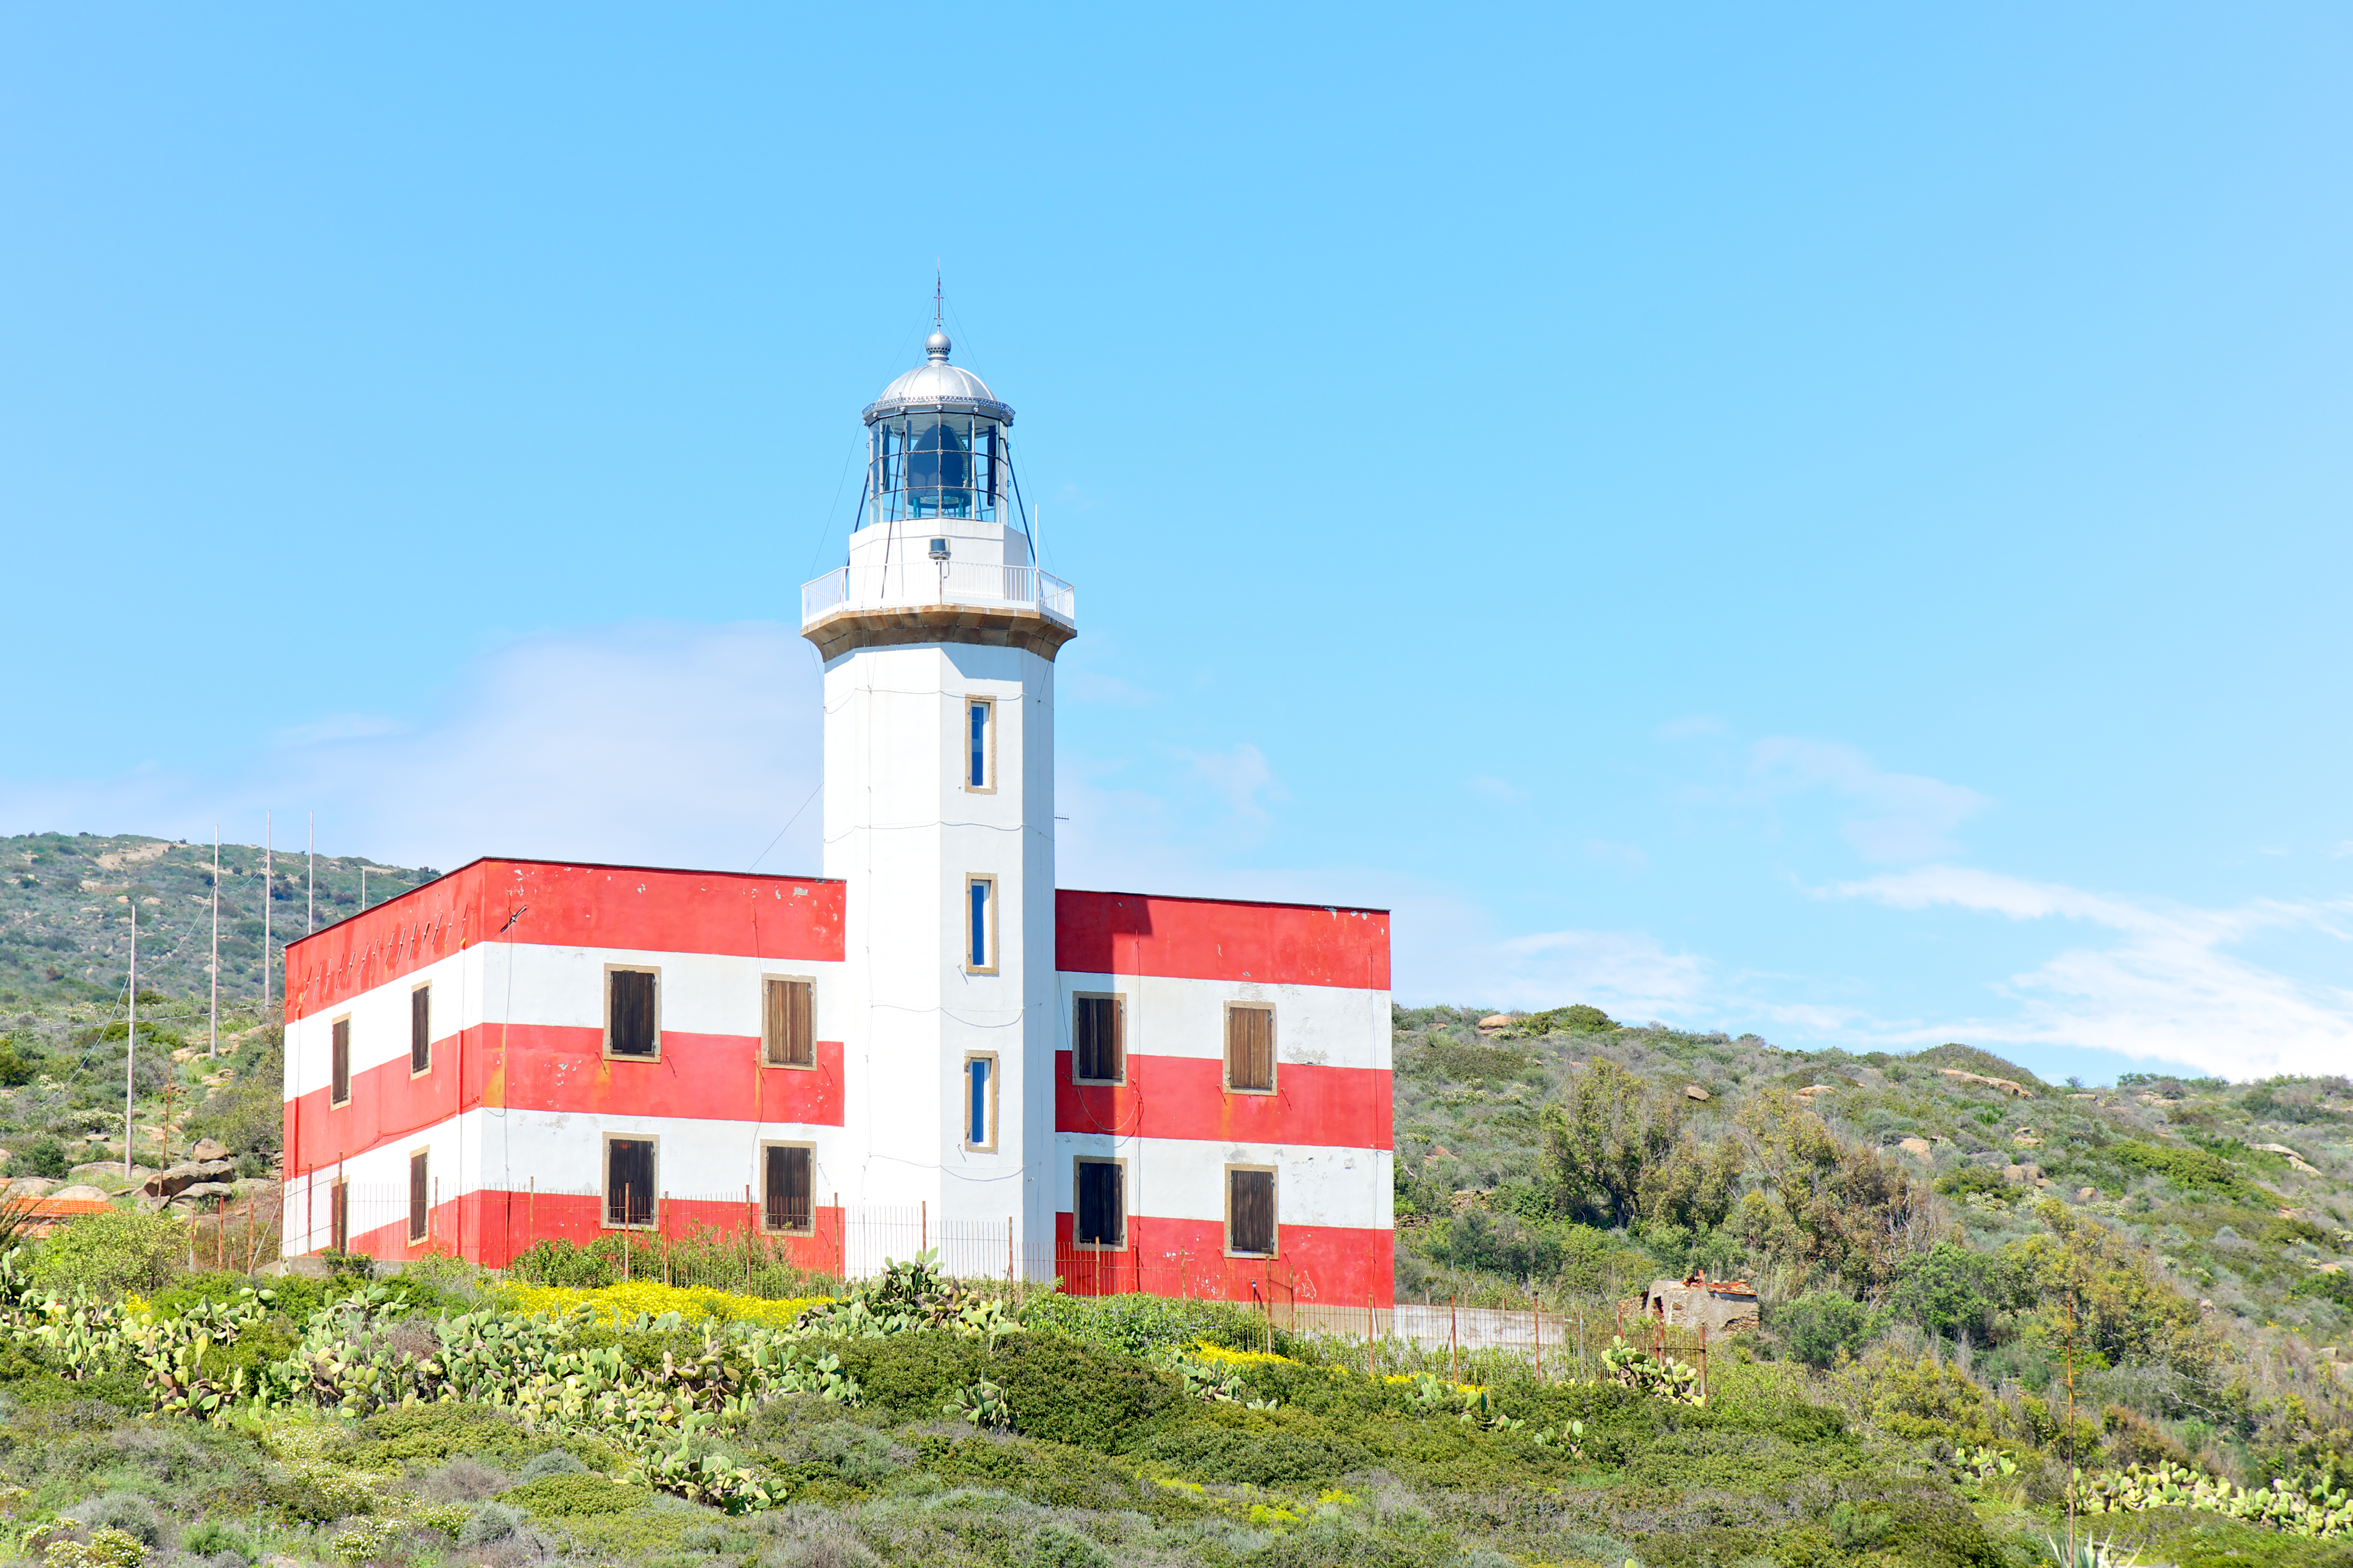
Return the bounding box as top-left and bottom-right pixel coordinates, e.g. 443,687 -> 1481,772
925,330 -> 952,362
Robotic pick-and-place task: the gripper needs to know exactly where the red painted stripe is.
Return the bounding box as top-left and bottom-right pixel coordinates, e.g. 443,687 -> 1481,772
1055,890 -> 1390,990
1052,1212 -> 1392,1306
1054,1052 -> 1390,1149
284,860 -> 845,1023
286,1025 -> 847,1173
336,1192 -> 847,1275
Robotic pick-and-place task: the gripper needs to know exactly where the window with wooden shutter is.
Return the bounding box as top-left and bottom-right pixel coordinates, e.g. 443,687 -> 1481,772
1075,1158 -> 1124,1248
407,1151 -> 429,1243
764,978 -> 814,1067
410,984 -> 431,1074
329,1180 -> 348,1253
331,1018 -> 352,1105
606,1136 -> 656,1228
1074,994 -> 1124,1084
763,1143 -> 813,1233
1227,1167 -> 1276,1256
607,969 -> 659,1058
1224,1004 -> 1274,1093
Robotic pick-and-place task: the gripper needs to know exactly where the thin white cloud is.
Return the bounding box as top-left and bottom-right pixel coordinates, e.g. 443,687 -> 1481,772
0,622 -> 828,877
1748,737 -> 1989,862
1174,743 -> 1286,829
1465,775 -> 1528,804
1833,864 -> 2353,1078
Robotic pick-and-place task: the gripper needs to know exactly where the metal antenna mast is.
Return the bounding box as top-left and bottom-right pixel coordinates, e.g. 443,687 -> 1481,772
209,828 -> 220,1059
124,903 -> 136,1178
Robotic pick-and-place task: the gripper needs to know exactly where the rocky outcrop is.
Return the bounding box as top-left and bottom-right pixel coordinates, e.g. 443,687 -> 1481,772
142,1159 -> 236,1201
1937,1068 -> 2034,1098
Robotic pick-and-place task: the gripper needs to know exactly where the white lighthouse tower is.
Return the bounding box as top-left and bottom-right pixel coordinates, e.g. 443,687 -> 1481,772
801,327 -> 1075,1268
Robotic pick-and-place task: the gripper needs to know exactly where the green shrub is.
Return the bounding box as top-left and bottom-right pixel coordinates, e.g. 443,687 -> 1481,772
1828,1500 -> 1893,1551
16,1138 -> 69,1179
517,1449 -> 591,1481
30,1210 -> 183,1298
825,1332 -> 986,1418
179,1522 -> 253,1563
1131,1425 -> 1372,1486
338,1403 -> 528,1468
1027,1522 -> 1113,1568
993,1333 -> 1185,1452
2109,1140 -> 2243,1194
73,1494 -> 161,1548
499,1474 -> 648,1517
1773,1292 -> 1878,1367
1885,1242 -> 2010,1340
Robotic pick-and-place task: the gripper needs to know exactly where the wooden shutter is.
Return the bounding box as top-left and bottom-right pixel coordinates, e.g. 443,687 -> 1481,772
331,1019 -> 351,1103
408,1151 -> 429,1242
1225,1005 -> 1273,1092
1078,1161 -> 1123,1247
609,971 -> 656,1056
607,1138 -> 654,1227
765,1145 -> 811,1232
1229,1168 -> 1275,1255
1075,996 -> 1123,1082
410,985 -> 431,1073
329,1181 -> 348,1252
765,979 -> 813,1067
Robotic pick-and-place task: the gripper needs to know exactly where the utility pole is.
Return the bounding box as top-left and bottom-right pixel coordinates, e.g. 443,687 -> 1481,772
263,812 -> 273,1022
307,813 -> 315,935
360,866 -> 367,911
124,904 -> 137,1179
209,828 -> 220,1059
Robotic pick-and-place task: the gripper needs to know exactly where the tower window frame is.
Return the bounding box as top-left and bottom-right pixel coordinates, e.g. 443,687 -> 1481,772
762,976 -> 816,1068
1074,1156 -> 1126,1250
962,1051 -> 999,1151
1225,1164 -> 1278,1258
963,697 -> 996,793
604,965 -> 661,1061
1072,992 -> 1126,1085
760,1140 -> 816,1235
409,982 -> 432,1077
603,1133 -> 658,1230
330,1016 -> 352,1106
964,876 -> 998,975
1223,1003 -> 1276,1095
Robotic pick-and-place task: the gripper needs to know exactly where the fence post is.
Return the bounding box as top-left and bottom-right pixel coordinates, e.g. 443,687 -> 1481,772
622,1184 -> 632,1282
1533,1291 -> 1542,1384
528,1177 -> 535,1252
1450,1295 -> 1459,1382
433,1177 -> 441,1256
1006,1215 -> 1013,1288
1698,1321 -> 1708,1405
832,1192 -> 841,1281
920,1200 -> 927,1255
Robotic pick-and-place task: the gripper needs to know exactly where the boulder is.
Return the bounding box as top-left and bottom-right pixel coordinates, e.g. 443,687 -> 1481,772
1475,1014 -> 1515,1033
1683,1085 -> 1710,1101
2000,1165 -> 2027,1185
189,1138 -> 231,1162
50,1185 -> 111,1202
142,1159 -> 236,1201
4,1178 -> 57,1198
2076,1186 -> 2097,1201
165,1182 -> 238,1208
1896,1137 -> 1933,1161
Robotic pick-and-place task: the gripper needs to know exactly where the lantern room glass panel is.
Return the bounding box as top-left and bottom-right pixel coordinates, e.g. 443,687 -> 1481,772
870,413 -> 1008,522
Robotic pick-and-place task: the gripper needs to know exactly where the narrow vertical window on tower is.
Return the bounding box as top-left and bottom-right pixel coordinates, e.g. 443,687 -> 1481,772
407,1150 -> 430,1243
1224,1003 -> 1275,1093
1073,993 -> 1125,1084
963,1052 -> 997,1151
605,1135 -> 656,1228
762,1142 -> 814,1234
1226,1166 -> 1277,1257
1075,1158 -> 1125,1248
409,983 -> 431,1075
330,1017 -> 352,1106
965,876 -> 996,973
763,977 -> 814,1067
965,698 -> 995,791
606,967 -> 660,1059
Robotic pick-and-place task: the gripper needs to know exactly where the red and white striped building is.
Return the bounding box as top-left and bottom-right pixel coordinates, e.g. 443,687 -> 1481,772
281,329 -> 1394,1305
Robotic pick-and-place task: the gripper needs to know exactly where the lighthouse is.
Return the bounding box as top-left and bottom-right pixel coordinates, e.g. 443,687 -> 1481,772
280,317 -> 1395,1308
802,328 -> 1075,1266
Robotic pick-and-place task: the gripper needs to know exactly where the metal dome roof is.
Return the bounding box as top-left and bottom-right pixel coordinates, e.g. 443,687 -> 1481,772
861,332 -> 1015,426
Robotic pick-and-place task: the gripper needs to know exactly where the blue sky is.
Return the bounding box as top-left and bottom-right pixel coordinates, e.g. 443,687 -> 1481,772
4,6 -> 2349,1083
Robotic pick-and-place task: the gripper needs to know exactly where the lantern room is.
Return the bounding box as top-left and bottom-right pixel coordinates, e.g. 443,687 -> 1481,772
863,331 -> 1017,523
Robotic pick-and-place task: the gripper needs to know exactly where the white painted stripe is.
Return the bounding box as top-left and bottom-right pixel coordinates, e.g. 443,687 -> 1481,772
1052,971 -> 1391,1072
1051,1133 -> 1393,1230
